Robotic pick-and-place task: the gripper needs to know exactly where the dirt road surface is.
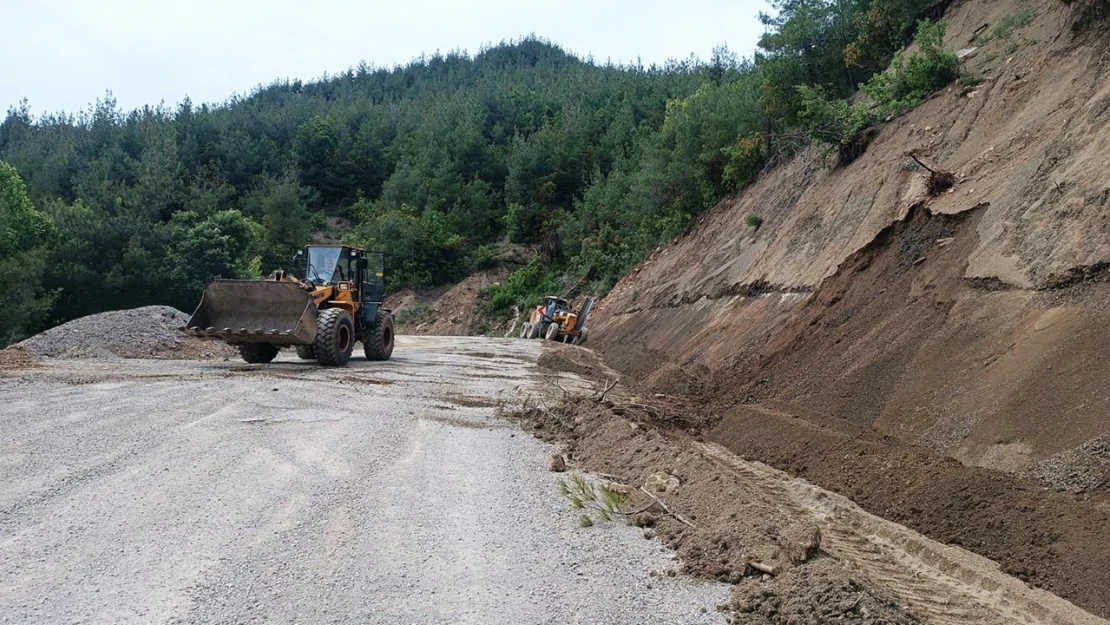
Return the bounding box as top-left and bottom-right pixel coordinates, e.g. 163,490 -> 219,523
0,337 -> 727,625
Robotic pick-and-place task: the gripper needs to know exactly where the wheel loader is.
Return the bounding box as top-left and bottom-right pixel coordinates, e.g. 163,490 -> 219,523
185,245 -> 395,366
519,296 -> 594,345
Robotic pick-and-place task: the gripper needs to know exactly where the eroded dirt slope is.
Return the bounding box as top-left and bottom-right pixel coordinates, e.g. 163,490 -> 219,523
520,350 -> 1109,625
592,0 -> 1110,478
585,0 -> 1110,617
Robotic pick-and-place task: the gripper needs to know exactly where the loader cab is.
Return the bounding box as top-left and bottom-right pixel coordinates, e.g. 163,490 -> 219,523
295,245 -> 386,320
300,246 -> 354,286
541,296 -> 569,320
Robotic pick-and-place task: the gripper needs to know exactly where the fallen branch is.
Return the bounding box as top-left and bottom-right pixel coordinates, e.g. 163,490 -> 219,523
591,378 -> 618,402
907,151 -> 935,174
639,486 -> 698,529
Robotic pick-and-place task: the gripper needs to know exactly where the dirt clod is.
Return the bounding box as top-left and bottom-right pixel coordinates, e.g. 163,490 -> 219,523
644,471 -> 681,494
731,560 -> 923,625
777,523 -> 822,565
549,454 -> 567,472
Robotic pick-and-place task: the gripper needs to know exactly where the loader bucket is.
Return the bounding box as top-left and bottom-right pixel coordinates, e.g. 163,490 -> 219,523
185,280 -> 318,346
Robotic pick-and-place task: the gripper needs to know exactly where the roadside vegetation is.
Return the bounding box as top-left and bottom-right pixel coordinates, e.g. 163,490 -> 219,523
1,0 -> 965,344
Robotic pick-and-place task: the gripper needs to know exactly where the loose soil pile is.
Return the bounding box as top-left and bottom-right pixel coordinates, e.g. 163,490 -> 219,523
524,353 -> 1108,623
18,306 -> 236,361
535,345 -> 620,382
709,404 -> 1110,618
514,381 -> 923,625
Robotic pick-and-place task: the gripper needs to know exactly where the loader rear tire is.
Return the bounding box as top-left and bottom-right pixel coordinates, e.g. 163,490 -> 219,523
545,322 -> 561,341
574,327 -> 589,345
295,344 -> 316,360
519,323 -> 532,339
364,314 -> 395,361
239,342 -> 279,364
314,308 -> 354,367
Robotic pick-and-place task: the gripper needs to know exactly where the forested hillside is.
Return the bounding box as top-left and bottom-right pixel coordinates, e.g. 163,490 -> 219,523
1,0 -> 951,344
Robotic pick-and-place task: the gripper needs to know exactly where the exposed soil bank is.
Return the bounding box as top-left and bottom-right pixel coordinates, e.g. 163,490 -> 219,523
581,1 -> 1110,618
524,352 -> 1108,624
710,403 -> 1110,617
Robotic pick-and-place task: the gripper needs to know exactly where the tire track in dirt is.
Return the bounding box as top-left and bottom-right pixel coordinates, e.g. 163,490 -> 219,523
695,442 -> 1108,625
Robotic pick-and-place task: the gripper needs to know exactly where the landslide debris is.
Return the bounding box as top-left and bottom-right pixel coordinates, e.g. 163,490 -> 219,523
17,306 -> 236,360
510,373 -> 923,625
520,352 -> 1109,624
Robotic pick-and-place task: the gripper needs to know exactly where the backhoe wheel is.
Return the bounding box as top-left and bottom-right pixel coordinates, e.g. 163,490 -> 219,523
239,342 -> 279,364
295,344 -> 316,360
574,327 -> 589,345
314,308 -> 355,367
364,313 -> 395,361
519,323 -> 532,339
545,322 -> 561,341
529,323 -> 543,339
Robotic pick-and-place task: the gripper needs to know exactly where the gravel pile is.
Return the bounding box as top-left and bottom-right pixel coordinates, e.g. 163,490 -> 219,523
18,306 -> 236,360
1032,436 -> 1110,494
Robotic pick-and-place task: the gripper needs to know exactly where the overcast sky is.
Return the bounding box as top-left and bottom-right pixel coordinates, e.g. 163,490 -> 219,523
2,0 -> 768,116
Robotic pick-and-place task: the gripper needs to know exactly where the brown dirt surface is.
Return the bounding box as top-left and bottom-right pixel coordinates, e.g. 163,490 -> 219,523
0,346 -> 37,370
536,344 -> 620,382
512,396 -> 924,625
710,404 -> 1110,618
583,202 -> 1110,615
390,268 -> 509,336
575,2 -> 1110,620
514,374 -> 1106,625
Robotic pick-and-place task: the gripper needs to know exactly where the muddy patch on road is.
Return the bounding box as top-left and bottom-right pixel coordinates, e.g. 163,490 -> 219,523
445,393 -> 502,409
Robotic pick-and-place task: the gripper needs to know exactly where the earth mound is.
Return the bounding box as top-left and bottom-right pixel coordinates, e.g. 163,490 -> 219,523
18,306 -> 236,360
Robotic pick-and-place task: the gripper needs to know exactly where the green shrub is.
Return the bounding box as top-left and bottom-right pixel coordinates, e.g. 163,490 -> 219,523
722,134 -> 766,191
958,73 -> 984,88
797,86 -> 877,163
480,257 -> 560,315
862,21 -> 960,117
746,213 -> 765,229
396,302 -> 436,325
474,244 -> 496,270
993,8 -> 1035,40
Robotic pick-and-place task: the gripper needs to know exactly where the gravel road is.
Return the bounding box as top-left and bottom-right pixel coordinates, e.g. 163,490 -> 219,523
0,336 -> 727,625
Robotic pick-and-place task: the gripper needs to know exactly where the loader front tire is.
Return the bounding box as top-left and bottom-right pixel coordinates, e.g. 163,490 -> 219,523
545,322 -> 561,341
295,344 -> 316,360
239,342 -> 279,364
314,308 -> 355,367
364,313 -> 395,361
519,323 -> 532,339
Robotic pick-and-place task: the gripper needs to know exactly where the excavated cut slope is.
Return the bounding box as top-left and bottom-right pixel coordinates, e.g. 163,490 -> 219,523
593,0 -> 1110,475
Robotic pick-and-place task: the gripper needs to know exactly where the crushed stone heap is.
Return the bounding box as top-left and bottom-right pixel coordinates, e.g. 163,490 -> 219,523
18,306 -> 235,360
